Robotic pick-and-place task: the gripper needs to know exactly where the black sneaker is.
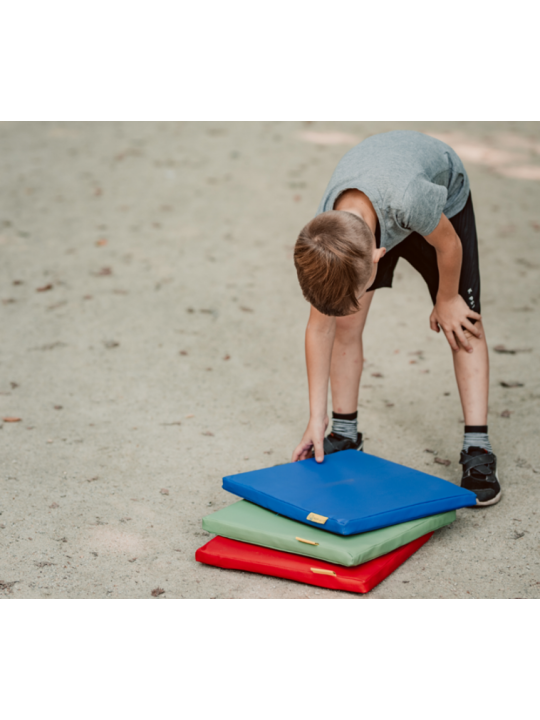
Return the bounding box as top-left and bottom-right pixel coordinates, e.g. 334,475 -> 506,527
323,432 -> 364,455
460,447 -> 501,506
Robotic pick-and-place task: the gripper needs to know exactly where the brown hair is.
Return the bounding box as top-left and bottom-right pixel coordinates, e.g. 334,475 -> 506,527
293,210 -> 374,316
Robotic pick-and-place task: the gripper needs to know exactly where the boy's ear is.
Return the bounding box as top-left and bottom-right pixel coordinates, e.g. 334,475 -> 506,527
372,247 -> 386,264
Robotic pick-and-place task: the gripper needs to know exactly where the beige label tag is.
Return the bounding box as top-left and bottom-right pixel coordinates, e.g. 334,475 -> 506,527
307,512 -> 328,525
295,537 -> 319,546
311,568 -> 336,577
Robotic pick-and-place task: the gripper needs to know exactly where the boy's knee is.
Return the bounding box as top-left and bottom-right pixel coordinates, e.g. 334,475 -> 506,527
335,317 -> 364,343
462,320 -> 484,341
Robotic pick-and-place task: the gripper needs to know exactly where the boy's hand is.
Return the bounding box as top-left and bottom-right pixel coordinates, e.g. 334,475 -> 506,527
430,295 -> 482,353
292,416 -> 328,464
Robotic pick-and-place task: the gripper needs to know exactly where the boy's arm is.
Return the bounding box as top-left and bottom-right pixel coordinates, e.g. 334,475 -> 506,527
425,214 -> 482,353
292,306 -> 336,463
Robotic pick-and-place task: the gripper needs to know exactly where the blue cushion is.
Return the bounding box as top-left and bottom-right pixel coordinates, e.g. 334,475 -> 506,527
222,450 -> 476,535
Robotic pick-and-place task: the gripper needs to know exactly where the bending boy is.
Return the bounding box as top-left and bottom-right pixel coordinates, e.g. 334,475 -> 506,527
292,130 -> 501,507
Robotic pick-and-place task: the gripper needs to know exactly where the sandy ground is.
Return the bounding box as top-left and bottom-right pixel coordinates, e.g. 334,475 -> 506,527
1,121 -> 539,600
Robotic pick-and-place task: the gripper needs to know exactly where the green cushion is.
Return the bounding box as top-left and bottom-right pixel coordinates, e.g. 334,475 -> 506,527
202,501 -> 455,567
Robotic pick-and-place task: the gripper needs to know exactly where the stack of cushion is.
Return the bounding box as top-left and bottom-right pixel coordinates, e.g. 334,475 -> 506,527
196,450 -> 476,594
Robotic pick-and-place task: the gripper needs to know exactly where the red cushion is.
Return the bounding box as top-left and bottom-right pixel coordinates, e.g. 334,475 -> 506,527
195,533 -> 433,594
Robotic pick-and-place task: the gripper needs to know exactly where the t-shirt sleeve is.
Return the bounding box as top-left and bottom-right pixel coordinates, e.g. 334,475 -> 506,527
398,177 -> 448,236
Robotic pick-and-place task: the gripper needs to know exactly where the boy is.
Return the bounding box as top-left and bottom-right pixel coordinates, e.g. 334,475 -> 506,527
291,130 -> 501,507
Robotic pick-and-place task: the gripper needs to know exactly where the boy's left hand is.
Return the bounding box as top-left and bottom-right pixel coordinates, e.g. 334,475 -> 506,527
430,295 -> 482,352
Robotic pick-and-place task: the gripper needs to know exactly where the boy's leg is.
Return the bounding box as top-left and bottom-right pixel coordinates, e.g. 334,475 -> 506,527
452,321 -> 489,426
453,322 -> 500,505
453,323 -> 500,505
330,291 -> 375,413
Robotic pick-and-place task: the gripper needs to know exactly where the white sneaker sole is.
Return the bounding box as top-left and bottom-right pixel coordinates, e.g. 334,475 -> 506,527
474,471 -> 502,507
475,489 -> 502,507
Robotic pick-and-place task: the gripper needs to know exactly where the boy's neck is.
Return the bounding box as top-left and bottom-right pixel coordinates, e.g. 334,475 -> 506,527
334,189 -> 378,234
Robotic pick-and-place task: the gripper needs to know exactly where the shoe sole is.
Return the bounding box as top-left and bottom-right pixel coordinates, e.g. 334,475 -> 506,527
318,435 -> 364,457
474,471 -> 502,507
475,489 -> 502,507
313,445 -> 363,458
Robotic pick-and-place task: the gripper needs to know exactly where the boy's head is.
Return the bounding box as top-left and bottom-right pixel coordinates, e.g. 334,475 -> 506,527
294,210 -> 385,316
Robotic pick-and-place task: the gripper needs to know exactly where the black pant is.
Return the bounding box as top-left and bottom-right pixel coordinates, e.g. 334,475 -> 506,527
368,193 -> 481,314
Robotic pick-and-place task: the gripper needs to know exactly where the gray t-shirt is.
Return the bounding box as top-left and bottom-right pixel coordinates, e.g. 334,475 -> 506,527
316,130 -> 470,252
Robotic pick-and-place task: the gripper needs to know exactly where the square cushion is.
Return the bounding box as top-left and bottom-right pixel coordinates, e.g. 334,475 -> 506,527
223,449 -> 476,535
195,534 -> 433,594
203,500 -> 455,567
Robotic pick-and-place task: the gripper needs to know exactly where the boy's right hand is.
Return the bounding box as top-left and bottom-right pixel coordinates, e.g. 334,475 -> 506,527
292,417 -> 328,464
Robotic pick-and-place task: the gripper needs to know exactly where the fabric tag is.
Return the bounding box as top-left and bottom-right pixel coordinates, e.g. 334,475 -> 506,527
307,512 -> 328,525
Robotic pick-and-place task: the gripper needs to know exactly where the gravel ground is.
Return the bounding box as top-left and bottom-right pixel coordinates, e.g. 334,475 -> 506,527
1,121 -> 539,599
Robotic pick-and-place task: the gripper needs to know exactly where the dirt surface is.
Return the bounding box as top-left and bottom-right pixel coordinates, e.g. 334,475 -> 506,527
1,121 -> 539,600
